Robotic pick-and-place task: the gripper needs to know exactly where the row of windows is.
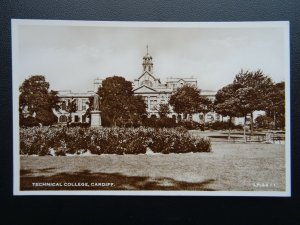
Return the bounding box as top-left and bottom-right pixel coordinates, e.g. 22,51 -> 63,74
142,99 -> 168,111
58,115 -> 87,123
60,99 -> 87,111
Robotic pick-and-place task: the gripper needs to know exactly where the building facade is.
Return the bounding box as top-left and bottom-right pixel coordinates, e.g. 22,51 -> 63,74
55,48 -> 219,124
54,90 -> 94,124
131,49 -> 218,122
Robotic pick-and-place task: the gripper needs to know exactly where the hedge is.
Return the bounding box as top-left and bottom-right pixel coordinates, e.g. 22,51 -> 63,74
19,126 -> 211,156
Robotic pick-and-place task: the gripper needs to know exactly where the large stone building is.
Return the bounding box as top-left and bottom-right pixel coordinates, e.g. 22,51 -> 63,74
54,48 -> 219,124
131,48 -> 217,122
54,90 -> 94,124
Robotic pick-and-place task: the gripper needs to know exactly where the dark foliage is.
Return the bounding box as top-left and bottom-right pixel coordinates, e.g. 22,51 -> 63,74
177,121 -> 204,130
19,75 -> 60,126
98,76 -> 147,126
19,127 -> 211,156
20,116 -> 40,127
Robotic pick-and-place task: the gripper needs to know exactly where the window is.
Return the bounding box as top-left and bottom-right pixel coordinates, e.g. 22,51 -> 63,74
141,96 -> 148,109
61,101 -> 66,111
74,115 -> 80,122
150,100 -> 157,110
82,99 -> 86,111
59,115 -> 68,123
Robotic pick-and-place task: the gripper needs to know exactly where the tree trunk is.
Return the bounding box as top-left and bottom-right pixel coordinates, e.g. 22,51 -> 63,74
250,112 -> 254,136
228,116 -> 232,140
243,116 -> 247,142
274,111 -> 276,130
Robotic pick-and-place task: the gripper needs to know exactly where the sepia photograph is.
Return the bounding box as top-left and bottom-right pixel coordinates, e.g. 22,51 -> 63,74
12,19 -> 290,196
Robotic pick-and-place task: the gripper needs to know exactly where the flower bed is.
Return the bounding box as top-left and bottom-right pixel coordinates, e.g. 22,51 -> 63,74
20,126 -> 211,156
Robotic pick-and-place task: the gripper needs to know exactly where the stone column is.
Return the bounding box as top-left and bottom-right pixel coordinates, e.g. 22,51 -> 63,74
90,110 -> 102,128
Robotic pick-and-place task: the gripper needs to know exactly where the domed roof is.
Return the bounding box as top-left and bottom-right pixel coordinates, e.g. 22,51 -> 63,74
143,45 -> 152,59
143,53 -> 152,60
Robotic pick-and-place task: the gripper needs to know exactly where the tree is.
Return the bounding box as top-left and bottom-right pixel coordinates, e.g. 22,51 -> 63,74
169,84 -> 202,120
265,82 -> 285,129
158,103 -> 170,118
19,75 -> 59,126
198,96 -> 213,124
98,76 -> 146,126
214,83 -> 243,138
66,98 -> 77,124
255,115 -> 273,129
233,69 -> 274,135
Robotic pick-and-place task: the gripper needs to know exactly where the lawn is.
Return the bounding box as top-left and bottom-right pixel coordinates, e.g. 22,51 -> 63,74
20,141 -> 286,192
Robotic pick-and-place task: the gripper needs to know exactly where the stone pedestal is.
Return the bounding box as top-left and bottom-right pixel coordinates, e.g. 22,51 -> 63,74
90,110 -> 102,128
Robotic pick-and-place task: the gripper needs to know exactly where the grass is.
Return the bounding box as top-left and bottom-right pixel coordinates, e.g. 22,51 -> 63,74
20,141 -> 286,192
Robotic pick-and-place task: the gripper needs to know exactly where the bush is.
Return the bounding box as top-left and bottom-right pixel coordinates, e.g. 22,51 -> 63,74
155,117 -> 177,128
177,121 -> 204,130
141,117 -> 156,127
254,115 -> 273,129
209,121 -> 232,130
20,116 -> 40,127
67,122 -> 90,128
19,126 -> 211,155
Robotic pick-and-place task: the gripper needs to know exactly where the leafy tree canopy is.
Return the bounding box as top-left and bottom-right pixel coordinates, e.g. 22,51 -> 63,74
19,75 -> 59,125
98,76 -> 146,126
198,96 -> 213,115
158,103 -> 170,118
265,81 -> 285,115
216,69 -> 276,134
264,81 -> 285,129
214,83 -> 243,118
233,69 -> 274,113
169,84 -> 202,117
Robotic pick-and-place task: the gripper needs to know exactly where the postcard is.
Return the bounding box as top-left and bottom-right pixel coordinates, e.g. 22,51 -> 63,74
12,19 -> 290,196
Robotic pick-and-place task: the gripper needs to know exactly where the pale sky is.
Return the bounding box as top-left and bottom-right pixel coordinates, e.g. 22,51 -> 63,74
14,21 -> 288,93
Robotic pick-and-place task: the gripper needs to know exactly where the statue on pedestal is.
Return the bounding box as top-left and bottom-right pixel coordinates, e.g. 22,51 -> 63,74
90,93 -> 102,127
93,93 -> 100,111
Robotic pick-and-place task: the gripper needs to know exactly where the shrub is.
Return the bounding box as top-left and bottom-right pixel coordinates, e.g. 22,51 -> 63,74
68,122 -> 90,128
141,117 -> 157,127
19,126 -> 211,155
20,116 -> 40,127
254,115 -> 273,129
155,117 -> 177,128
177,121 -> 204,130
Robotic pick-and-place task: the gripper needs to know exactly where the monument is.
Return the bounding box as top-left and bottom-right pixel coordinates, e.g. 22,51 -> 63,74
90,93 -> 102,128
